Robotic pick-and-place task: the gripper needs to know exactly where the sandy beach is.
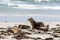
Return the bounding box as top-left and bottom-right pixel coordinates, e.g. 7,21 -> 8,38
0,22 -> 60,40
0,22 -> 60,28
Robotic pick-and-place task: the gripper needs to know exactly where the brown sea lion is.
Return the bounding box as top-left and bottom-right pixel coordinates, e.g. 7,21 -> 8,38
18,25 -> 30,29
28,18 -> 44,29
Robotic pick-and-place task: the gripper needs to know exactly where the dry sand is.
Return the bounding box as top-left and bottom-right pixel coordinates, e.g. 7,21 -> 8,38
0,22 -> 60,29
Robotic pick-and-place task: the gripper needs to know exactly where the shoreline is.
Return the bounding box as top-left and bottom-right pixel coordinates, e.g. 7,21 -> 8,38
0,22 -> 60,28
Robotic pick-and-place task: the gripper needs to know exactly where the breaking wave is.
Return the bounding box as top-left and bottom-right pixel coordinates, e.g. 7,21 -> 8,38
0,0 -> 60,9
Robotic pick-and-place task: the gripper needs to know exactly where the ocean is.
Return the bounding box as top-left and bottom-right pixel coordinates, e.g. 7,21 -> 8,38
0,0 -> 60,15
0,0 -> 60,22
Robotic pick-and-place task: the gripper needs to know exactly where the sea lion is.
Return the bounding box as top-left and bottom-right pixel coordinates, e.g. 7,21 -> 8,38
11,26 -> 21,34
18,25 -> 30,29
28,18 -> 44,29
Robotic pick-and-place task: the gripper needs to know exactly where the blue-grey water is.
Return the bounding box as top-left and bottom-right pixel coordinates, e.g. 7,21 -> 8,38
0,0 -> 60,15
0,0 -> 60,22
0,16 -> 60,22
